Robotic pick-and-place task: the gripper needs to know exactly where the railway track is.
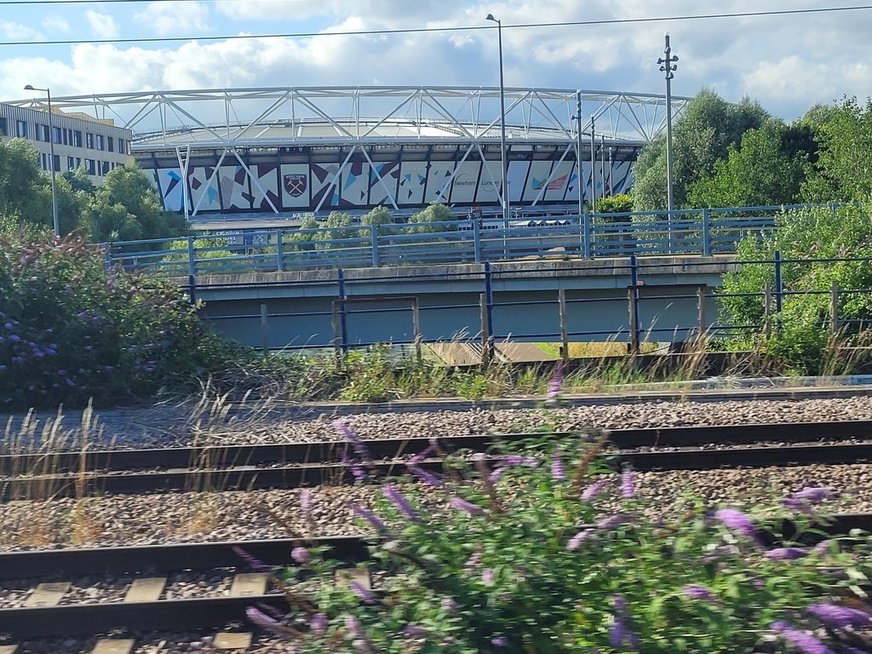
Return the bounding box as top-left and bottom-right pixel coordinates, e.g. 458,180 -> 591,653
2,420 -> 871,499
0,514 -> 869,642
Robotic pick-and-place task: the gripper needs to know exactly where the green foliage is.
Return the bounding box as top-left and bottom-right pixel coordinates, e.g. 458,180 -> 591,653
0,139 -> 52,227
0,229 -> 233,409
85,162 -> 186,242
595,193 -> 633,214
633,91 -> 768,211
721,202 -> 872,372
361,205 -> 394,226
688,120 -> 813,208
802,96 -> 872,202
271,431 -> 871,653
408,203 -> 455,233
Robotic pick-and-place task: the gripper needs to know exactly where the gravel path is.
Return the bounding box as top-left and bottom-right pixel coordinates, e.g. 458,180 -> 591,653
7,395 -> 872,453
0,462 -> 868,552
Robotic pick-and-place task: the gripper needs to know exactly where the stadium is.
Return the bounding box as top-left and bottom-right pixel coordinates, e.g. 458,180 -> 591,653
11,86 -> 689,226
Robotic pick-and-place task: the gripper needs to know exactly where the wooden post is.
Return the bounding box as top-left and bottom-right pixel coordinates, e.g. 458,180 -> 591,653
411,297 -> 422,363
628,286 -> 640,355
260,303 -> 269,357
558,288 -> 569,365
480,292 -> 493,368
696,285 -> 706,347
830,281 -> 840,334
763,283 -> 772,338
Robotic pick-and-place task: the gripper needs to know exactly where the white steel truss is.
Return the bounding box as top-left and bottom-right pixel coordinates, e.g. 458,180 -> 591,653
10,86 -> 690,150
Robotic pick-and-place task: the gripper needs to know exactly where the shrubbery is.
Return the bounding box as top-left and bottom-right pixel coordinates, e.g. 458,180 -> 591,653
0,229 -> 234,408
249,422 -> 872,653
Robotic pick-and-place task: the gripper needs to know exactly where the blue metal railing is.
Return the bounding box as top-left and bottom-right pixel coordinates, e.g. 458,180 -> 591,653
106,204 -> 818,277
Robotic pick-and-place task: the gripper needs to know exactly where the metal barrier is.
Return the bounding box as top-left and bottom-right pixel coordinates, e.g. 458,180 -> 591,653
106,204 -> 820,277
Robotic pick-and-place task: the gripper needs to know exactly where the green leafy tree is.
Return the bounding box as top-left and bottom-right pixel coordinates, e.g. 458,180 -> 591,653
408,203 -> 455,234
0,139 -> 52,227
688,120 -> 813,208
801,96 -> 872,202
361,205 -> 393,226
633,91 -> 769,211
85,162 -> 186,242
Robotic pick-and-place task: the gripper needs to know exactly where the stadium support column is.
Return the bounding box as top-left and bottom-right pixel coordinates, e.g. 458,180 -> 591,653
486,13 -> 509,224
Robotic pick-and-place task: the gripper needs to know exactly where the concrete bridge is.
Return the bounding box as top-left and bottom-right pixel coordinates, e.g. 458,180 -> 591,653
190,255 -> 736,352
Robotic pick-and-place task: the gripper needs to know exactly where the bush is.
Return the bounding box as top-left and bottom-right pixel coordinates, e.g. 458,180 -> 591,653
252,425 -> 872,653
0,229 -> 233,408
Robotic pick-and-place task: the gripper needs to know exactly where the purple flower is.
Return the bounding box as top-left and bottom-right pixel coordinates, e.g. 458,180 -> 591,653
683,585 -> 717,603
715,508 -> 758,541
546,363 -> 564,400
504,454 -> 524,466
246,606 -> 279,627
596,513 -> 628,531
567,529 -> 592,550
771,621 -> 834,654
806,603 -> 871,629
345,615 -> 365,637
291,546 -> 310,564
232,546 -> 272,572
609,619 -> 639,650
464,551 -> 482,574
489,466 -> 506,483
343,452 -> 368,483
441,597 -> 458,611
410,442 -> 436,464
310,612 -> 328,635
703,545 -> 735,563
491,635 -> 509,647
351,581 -> 377,604
403,625 -> 428,638
407,464 -> 443,487
764,547 -> 809,561
351,503 -> 388,533
784,486 -> 836,513
300,489 -> 312,518
551,454 -> 566,481
621,469 -> 635,499
481,568 -> 494,585
450,497 -> 484,515
384,485 -> 419,522
333,418 -> 371,460
581,478 -> 608,501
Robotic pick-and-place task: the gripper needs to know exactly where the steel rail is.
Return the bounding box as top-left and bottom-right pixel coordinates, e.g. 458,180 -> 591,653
0,514 -> 869,639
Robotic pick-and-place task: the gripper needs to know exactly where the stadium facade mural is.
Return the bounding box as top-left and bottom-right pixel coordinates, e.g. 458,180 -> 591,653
146,156 -> 634,215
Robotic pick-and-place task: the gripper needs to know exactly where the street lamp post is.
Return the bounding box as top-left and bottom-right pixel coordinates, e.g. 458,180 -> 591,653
25,84 -> 59,236
486,13 -> 509,225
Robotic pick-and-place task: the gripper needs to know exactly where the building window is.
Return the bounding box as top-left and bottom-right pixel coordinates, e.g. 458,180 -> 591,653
75,157 -> 81,168
62,129 -> 69,146
52,126 -> 62,145
117,138 -> 125,154
16,120 -> 27,138
107,136 -> 114,152
96,134 -> 105,151
36,124 -> 46,141
86,132 -> 94,149
101,161 -> 110,175
52,154 -> 60,172
40,153 -> 47,170
67,156 -> 75,170
0,117 -> 7,136
74,131 -> 82,147
85,159 -> 95,175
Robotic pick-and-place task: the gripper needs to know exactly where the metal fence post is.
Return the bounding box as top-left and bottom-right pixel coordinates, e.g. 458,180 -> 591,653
558,288 -> 569,365
472,218 -> 482,263
701,208 -> 711,256
696,285 -> 707,345
773,251 -> 783,314
628,254 -> 641,353
830,281 -> 840,334
411,297 -> 422,363
369,224 -> 380,267
480,292 -> 493,368
337,268 -> 348,353
484,261 -> 494,339
582,212 -> 592,259
186,235 -> 196,278
276,230 -> 284,272
763,282 -> 772,338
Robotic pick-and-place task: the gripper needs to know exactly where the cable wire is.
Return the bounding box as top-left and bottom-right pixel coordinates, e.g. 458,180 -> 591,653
1,4 -> 871,47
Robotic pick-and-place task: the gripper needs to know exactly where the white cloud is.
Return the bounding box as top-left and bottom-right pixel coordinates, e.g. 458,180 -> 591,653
0,20 -> 42,41
42,15 -> 71,34
85,10 -> 120,40
134,1 -> 210,37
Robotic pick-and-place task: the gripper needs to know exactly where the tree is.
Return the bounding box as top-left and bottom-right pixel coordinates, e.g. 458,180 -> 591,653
0,139 -> 52,227
361,205 -> 394,226
687,119 -> 813,208
408,203 -> 455,234
801,96 -> 872,203
85,162 -> 186,242
633,90 -> 769,211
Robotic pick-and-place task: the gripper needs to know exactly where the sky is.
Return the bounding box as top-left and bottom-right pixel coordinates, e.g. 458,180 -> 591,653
0,0 -> 871,121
